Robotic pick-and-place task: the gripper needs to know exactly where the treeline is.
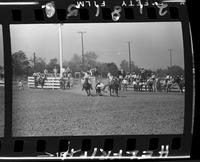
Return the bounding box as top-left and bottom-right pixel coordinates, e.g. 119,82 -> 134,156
12,50 -> 120,78
12,50 -> 184,79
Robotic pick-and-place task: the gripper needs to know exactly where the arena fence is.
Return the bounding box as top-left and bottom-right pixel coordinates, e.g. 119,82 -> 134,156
28,77 -> 74,89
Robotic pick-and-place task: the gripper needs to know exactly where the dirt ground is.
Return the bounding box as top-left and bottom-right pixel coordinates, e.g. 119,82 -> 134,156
12,82 -> 185,136
0,87 -> 4,137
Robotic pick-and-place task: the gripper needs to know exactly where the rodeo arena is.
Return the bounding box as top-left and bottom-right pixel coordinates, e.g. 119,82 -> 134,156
25,67 -> 185,95
12,63 -> 186,136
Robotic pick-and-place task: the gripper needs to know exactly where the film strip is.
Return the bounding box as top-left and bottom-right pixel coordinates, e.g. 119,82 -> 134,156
0,0 -> 197,160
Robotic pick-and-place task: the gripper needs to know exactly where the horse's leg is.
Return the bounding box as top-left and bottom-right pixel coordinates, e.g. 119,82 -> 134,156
109,86 -> 112,96
116,88 -> 119,97
180,84 -> 183,93
41,79 -> 45,89
88,89 -> 91,96
85,89 -> 89,96
41,82 -> 43,89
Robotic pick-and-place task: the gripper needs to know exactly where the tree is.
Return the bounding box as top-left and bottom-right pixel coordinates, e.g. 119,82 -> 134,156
84,52 -> 98,69
167,65 -> 184,77
156,68 -> 167,77
66,52 -> 98,73
12,50 -> 30,77
35,57 -> 46,73
120,60 -> 129,72
107,62 -> 118,76
68,54 -> 82,73
29,55 -> 47,74
100,63 -> 110,78
63,60 -> 69,69
120,59 -> 140,74
46,58 -> 60,73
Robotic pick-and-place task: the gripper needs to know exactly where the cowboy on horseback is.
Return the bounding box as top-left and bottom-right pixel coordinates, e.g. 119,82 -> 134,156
165,74 -> 173,92
107,72 -> 113,83
106,73 -> 120,96
81,71 -> 93,96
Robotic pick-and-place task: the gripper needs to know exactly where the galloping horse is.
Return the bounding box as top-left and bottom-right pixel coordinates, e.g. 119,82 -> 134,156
82,77 -> 93,96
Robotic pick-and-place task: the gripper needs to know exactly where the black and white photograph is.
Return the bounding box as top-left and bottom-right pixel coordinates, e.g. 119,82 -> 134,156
0,25 -> 4,137
11,22 -> 185,136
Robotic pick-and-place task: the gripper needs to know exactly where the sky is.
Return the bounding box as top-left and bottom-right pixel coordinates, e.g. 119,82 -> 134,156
0,25 -> 3,67
10,22 -> 184,70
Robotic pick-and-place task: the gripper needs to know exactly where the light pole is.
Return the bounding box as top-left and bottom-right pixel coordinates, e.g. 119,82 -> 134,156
58,23 -> 63,77
78,31 -> 86,70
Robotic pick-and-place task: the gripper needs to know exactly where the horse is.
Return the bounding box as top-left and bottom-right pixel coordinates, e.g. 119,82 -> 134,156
66,77 -> 71,89
174,76 -> 185,93
82,77 -> 93,96
108,77 -> 120,96
146,78 -> 154,92
118,75 -> 123,90
164,79 -> 173,92
34,73 -> 46,89
156,78 -> 162,92
133,79 -> 142,91
60,77 -> 66,90
178,79 -> 185,93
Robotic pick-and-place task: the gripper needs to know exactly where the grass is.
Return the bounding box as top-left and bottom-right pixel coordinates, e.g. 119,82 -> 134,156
12,82 -> 185,136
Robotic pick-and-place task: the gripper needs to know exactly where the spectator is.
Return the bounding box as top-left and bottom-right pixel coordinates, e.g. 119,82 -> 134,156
44,68 -> 48,77
53,66 -> 58,77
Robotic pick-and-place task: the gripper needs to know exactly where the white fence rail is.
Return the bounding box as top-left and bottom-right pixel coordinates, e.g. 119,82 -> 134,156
28,77 -> 74,89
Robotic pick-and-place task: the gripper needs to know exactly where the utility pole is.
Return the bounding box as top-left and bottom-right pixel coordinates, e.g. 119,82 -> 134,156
78,31 -> 86,70
33,52 -> 36,72
127,41 -> 132,73
168,48 -> 172,67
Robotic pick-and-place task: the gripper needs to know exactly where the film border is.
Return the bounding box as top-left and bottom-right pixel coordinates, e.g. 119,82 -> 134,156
0,0 -> 196,159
